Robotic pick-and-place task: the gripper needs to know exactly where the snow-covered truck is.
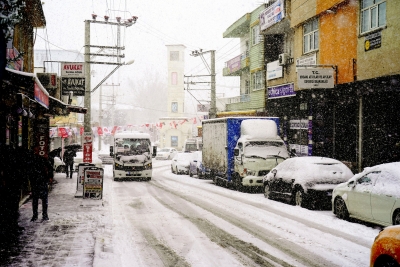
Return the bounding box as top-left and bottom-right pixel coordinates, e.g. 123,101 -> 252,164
202,117 -> 290,191
109,131 -> 155,181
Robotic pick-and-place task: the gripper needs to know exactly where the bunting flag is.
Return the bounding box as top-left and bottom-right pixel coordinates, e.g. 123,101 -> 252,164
103,127 -> 110,135
145,123 -> 150,127
179,119 -> 188,125
80,127 -> 84,135
111,126 -> 118,135
192,117 -> 197,124
97,127 -> 103,136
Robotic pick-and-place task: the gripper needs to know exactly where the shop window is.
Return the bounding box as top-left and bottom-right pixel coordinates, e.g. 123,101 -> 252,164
303,19 -> 319,54
361,0 -> 386,33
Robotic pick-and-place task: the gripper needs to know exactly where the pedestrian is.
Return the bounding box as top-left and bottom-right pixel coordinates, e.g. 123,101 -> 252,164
29,153 -> 53,222
63,148 -> 76,179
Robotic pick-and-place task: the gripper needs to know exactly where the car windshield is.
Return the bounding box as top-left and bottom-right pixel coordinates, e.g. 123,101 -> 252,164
115,138 -> 150,155
244,141 -> 289,159
160,148 -> 171,152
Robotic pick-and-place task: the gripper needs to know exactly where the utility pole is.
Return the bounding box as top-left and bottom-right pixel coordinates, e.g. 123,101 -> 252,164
84,20 -> 91,133
83,15 -> 137,134
186,49 -> 216,119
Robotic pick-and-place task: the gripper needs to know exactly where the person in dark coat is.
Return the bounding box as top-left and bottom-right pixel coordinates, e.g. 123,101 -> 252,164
29,153 -> 53,222
63,149 -> 76,179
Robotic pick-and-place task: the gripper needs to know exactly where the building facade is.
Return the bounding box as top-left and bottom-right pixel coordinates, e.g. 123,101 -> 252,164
222,0 -> 399,171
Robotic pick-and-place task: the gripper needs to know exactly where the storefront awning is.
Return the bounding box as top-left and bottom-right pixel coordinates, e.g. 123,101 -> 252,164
48,96 -> 87,116
5,68 -> 49,109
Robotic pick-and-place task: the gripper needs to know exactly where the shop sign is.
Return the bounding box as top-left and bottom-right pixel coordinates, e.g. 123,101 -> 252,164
35,122 -> 49,158
296,53 -> 316,71
259,0 -> 285,31
83,167 -> 104,199
197,104 -> 210,112
267,60 -> 283,80
365,31 -> 381,51
83,143 -> 92,163
34,82 -> 49,109
297,68 -> 334,89
61,77 -> 85,96
290,119 -> 308,130
267,83 -> 295,99
61,62 -> 85,77
227,55 -> 241,73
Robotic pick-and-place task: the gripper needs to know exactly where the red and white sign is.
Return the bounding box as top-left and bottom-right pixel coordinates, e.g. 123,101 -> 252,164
83,132 -> 93,143
83,143 -> 92,163
61,62 -> 85,78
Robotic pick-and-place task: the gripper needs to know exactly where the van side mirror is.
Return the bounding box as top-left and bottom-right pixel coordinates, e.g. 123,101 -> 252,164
234,148 -> 239,156
152,146 -> 157,157
110,146 -> 114,157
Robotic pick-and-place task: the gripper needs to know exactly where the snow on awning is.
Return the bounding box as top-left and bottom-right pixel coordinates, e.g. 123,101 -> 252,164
5,68 -> 49,109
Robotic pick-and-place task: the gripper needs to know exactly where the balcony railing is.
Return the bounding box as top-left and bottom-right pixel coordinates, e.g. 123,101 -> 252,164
226,94 -> 250,104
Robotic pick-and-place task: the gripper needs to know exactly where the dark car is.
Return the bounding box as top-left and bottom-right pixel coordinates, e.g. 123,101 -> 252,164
188,151 -> 209,179
263,157 -> 353,209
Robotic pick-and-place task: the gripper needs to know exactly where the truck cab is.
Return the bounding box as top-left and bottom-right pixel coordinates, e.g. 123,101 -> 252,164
110,132 -> 155,181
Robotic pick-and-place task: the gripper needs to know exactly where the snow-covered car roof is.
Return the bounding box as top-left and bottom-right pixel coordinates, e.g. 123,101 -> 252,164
270,156 -> 354,185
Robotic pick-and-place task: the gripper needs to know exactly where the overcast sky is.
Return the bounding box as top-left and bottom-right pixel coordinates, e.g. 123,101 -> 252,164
35,0 -> 266,122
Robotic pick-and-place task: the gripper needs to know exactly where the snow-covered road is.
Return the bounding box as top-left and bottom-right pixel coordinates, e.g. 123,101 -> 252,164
102,160 -> 380,267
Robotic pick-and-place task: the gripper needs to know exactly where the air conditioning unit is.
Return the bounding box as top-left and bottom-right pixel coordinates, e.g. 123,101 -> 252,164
278,53 -> 289,66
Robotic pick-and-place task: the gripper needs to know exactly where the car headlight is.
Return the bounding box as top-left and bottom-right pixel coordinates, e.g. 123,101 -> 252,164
144,162 -> 152,169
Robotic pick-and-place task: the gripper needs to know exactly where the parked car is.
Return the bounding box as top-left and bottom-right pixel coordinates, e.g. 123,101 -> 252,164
263,157 -> 354,209
156,147 -> 178,160
332,162 -> 400,227
53,156 -> 65,173
188,151 -> 209,179
171,152 -> 194,175
370,225 -> 400,267
73,151 -> 103,171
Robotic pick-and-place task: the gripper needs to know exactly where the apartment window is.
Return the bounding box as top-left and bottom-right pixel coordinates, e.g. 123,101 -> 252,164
252,71 -> 264,91
245,80 -> 250,94
252,26 -> 262,46
171,72 -> 178,85
361,0 -> 386,33
170,51 -> 179,61
303,19 -> 319,54
171,102 -> 178,113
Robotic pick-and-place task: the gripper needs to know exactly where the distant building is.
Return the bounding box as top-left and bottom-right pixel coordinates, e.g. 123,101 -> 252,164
158,45 -> 193,150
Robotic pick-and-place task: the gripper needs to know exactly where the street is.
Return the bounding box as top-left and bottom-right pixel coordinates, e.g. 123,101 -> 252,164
8,160 -> 381,267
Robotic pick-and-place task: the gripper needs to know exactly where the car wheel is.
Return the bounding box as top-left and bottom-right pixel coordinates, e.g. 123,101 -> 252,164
197,168 -> 202,179
233,174 -> 243,192
263,183 -> 271,199
393,210 -> 400,225
147,177 -> 151,181
189,169 -> 193,177
334,197 -> 349,220
171,166 -> 175,174
373,255 -> 399,267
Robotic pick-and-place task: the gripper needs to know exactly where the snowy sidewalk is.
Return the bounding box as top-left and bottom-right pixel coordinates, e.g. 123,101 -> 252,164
1,170 -> 113,267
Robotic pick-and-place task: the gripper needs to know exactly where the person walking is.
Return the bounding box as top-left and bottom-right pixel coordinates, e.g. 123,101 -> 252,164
29,153 -> 53,222
63,148 -> 76,179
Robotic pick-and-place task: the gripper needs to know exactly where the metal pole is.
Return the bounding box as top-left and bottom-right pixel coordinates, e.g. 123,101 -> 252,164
84,20 -> 91,133
358,96 -> 363,172
98,84 -> 102,151
210,50 -> 216,119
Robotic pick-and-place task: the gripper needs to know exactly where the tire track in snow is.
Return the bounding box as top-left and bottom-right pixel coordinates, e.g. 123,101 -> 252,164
149,179 -> 331,267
